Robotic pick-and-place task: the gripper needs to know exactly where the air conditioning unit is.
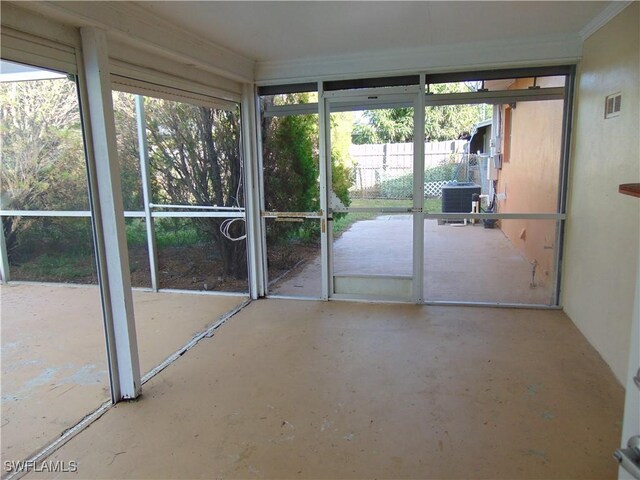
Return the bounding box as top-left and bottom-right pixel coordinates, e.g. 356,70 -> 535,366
441,182 -> 481,213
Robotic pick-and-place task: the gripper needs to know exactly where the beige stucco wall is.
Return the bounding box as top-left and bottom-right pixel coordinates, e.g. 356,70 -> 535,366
496,77 -> 564,291
563,2 -> 640,384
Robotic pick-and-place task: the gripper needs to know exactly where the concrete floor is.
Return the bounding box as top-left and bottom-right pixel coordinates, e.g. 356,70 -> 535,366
272,217 -> 554,304
1,284 -> 246,463
26,299 -> 623,479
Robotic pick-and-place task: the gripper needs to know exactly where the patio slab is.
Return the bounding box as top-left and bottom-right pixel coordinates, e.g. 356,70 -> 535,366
271,217 -> 554,304
1,284 -> 245,463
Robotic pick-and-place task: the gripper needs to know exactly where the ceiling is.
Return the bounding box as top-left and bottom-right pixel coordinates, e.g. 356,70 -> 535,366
140,1 -> 611,63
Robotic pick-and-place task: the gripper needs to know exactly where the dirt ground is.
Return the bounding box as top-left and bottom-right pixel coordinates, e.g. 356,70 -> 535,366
266,241 -> 320,284
11,244 -> 253,293
10,240 -> 325,294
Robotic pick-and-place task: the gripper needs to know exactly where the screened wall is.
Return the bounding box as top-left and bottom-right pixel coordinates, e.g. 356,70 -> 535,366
1,17 -> 250,467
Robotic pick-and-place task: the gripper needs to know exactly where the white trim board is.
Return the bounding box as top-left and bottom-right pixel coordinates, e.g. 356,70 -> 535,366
10,1 -> 255,83
256,33 -> 582,84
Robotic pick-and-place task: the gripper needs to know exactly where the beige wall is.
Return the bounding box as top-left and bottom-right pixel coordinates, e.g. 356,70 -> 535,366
563,3 -> 640,384
496,77 -> 564,290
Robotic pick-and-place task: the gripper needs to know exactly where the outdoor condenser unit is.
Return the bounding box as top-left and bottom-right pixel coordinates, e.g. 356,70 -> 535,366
441,182 -> 482,213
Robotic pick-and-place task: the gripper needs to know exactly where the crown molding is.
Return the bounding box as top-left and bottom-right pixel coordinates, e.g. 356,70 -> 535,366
579,1 -> 634,41
256,33 -> 582,84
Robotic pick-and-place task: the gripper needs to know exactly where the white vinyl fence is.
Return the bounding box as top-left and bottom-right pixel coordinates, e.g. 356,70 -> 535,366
349,140 -> 467,199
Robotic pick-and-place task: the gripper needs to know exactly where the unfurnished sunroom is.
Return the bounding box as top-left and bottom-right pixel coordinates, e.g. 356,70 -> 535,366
0,2 -> 638,479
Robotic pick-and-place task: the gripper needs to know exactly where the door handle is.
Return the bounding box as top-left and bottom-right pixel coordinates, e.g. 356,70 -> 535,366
614,435 -> 640,479
261,210 -> 323,219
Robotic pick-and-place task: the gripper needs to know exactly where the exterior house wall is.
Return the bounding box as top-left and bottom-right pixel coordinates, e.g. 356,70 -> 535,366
495,77 -> 564,291
562,2 -> 639,384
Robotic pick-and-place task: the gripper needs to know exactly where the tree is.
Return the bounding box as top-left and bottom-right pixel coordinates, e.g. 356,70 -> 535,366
261,94 -> 319,213
259,92 -> 355,261
352,107 -> 413,144
260,93 -> 353,243
0,76 -> 88,260
112,92 -> 144,210
425,83 -> 490,142
139,97 -> 247,279
329,112 -> 354,208
260,93 -> 321,249
351,83 -> 491,144
1,82 -> 355,282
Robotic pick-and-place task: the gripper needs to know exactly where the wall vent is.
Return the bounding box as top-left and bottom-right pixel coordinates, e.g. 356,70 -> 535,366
605,92 -> 622,119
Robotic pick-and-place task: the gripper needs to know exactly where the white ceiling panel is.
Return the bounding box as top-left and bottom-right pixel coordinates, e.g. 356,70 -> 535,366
140,1 -> 612,62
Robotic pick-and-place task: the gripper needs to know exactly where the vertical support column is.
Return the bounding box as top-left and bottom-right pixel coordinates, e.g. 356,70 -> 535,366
0,221 -> 10,283
242,83 -> 265,299
79,27 -> 141,400
134,95 -> 159,292
318,81 -> 330,301
253,88 -> 269,297
554,68 -> 576,306
413,74 -> 426,303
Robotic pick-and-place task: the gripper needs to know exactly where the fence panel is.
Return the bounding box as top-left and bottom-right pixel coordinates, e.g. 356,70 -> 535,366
349,141 -> 467,200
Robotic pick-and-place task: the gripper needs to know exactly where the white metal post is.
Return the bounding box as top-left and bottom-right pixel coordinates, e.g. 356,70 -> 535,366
254,90 -> 270,296
134,95 -> 159,292
80,27 -> 141,400
242,83 -> 265,299
318,81 -> 331,300
0,221 -> 10,283
413,74 -> 426,303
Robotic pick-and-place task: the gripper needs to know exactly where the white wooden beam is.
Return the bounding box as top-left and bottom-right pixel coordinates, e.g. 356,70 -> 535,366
256,34 -> 581,84
0,2 -> 80,48
80,27 -> 141,400
20,1 -> 254,83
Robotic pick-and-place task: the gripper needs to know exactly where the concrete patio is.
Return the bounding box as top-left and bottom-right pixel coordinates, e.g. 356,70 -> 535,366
271,216 -> 555,304
0,284 -> 246,463
23,299 -> 624,479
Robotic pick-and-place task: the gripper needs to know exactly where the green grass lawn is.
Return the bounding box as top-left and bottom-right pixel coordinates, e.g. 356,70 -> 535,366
332,197 -> 443,236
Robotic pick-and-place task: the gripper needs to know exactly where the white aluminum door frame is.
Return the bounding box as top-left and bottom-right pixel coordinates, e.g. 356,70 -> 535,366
257,82 -> 326,300
322,86 -> 424,302
421,81 -> 570,308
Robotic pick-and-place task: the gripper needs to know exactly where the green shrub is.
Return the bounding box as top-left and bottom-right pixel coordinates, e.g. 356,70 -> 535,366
377,163 -> 458,199
126,219 -> 147,246
379,174 -> 413,199
425,163 -> 457,182
154,218 -> 206,248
